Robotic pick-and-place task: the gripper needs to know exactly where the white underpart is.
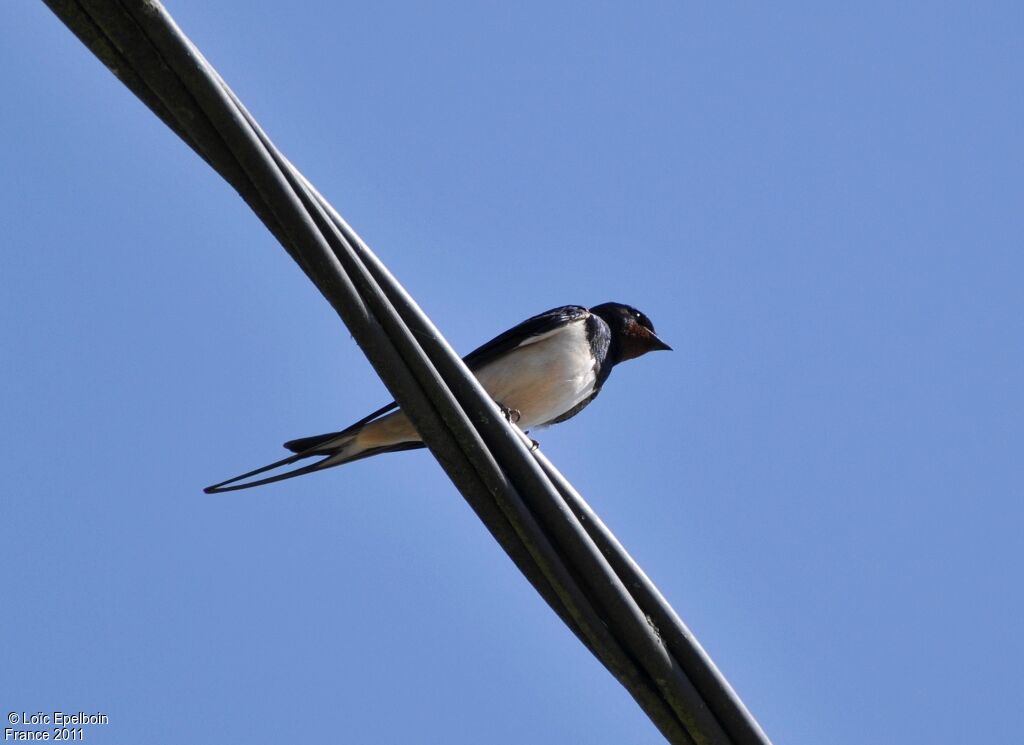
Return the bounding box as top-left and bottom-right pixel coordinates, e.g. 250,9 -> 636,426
347,317 -> 597,457
473,319 -> 597,429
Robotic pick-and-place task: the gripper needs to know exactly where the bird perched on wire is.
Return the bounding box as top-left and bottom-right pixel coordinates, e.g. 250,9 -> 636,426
205,302 -> 670,493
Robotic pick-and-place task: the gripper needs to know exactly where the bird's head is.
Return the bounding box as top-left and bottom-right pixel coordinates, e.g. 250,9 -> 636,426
589,302 -> 672,362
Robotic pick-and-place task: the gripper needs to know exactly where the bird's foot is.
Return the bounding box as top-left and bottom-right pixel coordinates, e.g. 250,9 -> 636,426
498,404 -> 522,425
529,438 -> 540,452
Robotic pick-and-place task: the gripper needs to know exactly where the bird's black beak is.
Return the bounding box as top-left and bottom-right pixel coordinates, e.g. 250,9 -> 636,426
647,332 -> 672,352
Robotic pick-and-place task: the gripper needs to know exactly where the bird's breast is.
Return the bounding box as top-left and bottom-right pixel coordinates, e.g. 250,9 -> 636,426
473,319 -> 597,428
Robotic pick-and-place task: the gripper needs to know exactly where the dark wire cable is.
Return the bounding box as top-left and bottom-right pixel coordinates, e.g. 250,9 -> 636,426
40,2 -> 772,744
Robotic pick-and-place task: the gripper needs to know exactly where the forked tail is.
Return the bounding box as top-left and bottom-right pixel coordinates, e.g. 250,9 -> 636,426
203,447 -> 349,493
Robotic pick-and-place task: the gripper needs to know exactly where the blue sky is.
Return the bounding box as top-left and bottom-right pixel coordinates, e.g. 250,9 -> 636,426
2,2 -> 1021,743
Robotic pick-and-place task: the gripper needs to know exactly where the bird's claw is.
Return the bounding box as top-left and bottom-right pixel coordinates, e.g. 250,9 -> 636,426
498,405 -> 522,424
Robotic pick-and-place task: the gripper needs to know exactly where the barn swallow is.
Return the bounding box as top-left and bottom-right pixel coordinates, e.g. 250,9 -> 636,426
204,302 -> 670,493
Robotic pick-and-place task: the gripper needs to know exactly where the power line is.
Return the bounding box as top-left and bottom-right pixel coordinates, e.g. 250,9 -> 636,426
41,3 -> 772,743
